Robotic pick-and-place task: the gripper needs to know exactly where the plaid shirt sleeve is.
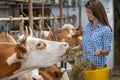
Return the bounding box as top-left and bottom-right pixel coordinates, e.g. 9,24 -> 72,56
102,27 -> 113,53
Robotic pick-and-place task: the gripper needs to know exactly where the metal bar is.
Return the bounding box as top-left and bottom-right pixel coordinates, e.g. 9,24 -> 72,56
0,16 -> 71,21
0,0 -> 51,5
19,15 -> 24,35
78,0 -> 81,27
42,1 -> 44,29
28,0 -> 33,29
59,0 -> 63,28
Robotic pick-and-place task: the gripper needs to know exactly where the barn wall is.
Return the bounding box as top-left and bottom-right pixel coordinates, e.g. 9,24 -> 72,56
0,9 -> 13,31
105,0 -> 114,69
51,4 -> 79,27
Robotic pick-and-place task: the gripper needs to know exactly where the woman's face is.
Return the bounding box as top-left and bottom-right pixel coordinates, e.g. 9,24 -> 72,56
86,8 -> 96,21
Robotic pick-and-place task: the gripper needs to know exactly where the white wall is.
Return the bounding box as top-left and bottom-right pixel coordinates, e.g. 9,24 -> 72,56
51,5 -> 79,27
104,0 -> 114,69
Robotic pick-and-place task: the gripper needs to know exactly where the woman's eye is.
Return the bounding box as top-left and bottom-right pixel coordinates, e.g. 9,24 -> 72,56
37,43 -> 41,46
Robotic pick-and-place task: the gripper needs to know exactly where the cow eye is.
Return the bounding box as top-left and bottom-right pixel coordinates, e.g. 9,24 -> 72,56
76,28 -> 79,30
36,41 -> 46,50
37,43 -> 41,46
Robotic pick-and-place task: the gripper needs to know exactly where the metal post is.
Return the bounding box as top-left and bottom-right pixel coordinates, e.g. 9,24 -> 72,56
78,0 -> 81,27
42,1 -> 44,29
28,0 -> 33,29
60,0 -> 63,28
19,15 -> 24,35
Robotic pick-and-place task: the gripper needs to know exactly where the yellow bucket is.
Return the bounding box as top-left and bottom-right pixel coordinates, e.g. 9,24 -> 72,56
83,67 -> 110,80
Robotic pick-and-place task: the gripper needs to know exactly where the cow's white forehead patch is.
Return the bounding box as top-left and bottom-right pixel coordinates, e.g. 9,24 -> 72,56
78,36 -> 82,40
62,24 -> 75,38
41,30 -> 50,37
6,53 -> 21,65
62,24 -> 74,29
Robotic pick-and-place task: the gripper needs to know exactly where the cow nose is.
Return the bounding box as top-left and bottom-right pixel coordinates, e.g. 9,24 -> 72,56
60,42 -> 69,48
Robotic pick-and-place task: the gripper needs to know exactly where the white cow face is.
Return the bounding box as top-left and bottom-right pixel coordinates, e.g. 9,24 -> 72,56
23,37 -> 69,67
17,27 -> 69,68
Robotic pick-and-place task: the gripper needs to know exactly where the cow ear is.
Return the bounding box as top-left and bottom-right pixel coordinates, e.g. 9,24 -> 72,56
15,44 -> 27,59
39,68 -> 47,71
54,71 -> 60,78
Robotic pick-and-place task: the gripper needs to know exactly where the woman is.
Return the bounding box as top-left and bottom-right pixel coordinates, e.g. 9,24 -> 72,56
73,0 -> 113,67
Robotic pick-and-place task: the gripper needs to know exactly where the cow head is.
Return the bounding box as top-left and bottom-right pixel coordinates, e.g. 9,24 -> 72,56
57,25 -> 82,46
17,27 -> 69,68
72,27 -> 83,41
61,24 -> 75,38
43,24 -> 82,47
39,65 -> 64,80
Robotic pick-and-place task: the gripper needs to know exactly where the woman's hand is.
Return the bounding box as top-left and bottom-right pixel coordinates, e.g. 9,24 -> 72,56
94,49 -> 109,56
94,50 -> 101,56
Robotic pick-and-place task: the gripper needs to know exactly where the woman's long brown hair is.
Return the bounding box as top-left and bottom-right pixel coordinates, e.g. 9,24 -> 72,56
85,0 -> 112,31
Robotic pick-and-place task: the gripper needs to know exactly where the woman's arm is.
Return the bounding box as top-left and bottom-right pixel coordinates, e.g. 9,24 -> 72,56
94,27 -> 113,56
94,49 -> 109,56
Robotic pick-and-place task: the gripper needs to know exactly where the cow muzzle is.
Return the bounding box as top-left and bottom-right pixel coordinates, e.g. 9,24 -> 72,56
60,42 -> 69,48
32,76 -> 43,80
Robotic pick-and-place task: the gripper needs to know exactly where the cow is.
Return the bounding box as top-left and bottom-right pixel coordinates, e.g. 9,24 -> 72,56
0,27 -> 69,80
18,69 -> 43,80
0,32 -> 16,44
43,24 -> 82,47
39,65 -> 69,80
39,65 -> 63,80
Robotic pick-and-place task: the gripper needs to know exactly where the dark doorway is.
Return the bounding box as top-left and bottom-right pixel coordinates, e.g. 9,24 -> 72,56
114,0 -> 120,69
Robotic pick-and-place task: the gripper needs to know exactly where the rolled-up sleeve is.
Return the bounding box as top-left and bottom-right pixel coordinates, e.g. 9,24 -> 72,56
102,27 -> 113,53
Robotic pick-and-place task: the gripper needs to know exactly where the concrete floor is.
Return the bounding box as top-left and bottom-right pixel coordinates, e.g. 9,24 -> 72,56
109,70 -> 120,80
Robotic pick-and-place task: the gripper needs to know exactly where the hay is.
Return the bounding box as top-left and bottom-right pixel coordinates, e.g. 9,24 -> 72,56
66,48 -> 97,80
68,60 -> 97,80
66,47 -> 82,64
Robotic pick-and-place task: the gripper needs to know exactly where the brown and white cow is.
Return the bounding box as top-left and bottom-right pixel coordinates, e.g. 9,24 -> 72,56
39,65 -> 63,80
0,27 -> 69,80
18,69 -> 43,80
39,65 -> 69,80
43,24 -> 82,47
0,32 -> 16,44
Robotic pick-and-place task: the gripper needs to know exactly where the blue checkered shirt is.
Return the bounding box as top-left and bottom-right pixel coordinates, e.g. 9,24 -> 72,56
81,22 -> 113,67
